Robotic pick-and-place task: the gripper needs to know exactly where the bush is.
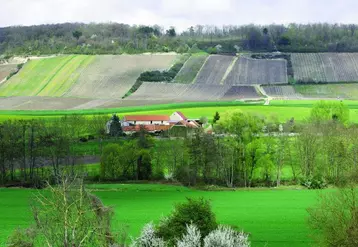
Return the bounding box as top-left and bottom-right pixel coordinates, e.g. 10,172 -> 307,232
207,47 -> 218,54
301,175 -> 327,189
177,224 -> 201,247
6,227 -> 36,247
203,226 -> 250,247
130,222 -> 166,247
157,198 -> 217,245
308,186 -> 358,247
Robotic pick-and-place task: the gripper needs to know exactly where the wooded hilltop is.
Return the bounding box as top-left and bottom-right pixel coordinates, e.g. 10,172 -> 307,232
2,23 -> 358,55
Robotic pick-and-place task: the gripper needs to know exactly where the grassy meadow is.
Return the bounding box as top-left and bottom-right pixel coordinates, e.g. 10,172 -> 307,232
0,184 -> 320,247
2,99 -> 358,123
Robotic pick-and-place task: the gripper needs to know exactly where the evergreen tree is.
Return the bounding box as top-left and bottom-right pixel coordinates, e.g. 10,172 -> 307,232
109,114 -> 123,137
213,112 -> 220,124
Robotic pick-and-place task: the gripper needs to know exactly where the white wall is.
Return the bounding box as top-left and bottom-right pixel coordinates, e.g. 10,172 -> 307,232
170,112 -> 184,122
126,120 -> 169,125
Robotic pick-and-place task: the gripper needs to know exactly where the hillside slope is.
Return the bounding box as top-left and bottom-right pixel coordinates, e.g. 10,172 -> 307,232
0,54 -> 178,99
292,53 -> 358,82
66,54 -> 178,99
0,55 -> 94,97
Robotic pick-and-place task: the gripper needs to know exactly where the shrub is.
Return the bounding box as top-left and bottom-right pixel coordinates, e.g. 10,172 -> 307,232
203,226 -> 250,247
301,176 -> 327,189
207,47 -> 218,54
308,186 -> 358,247
6,227 -> 36,247
157,198 -> 217,245
177,224 -> 201,247
130,222 -> 166,247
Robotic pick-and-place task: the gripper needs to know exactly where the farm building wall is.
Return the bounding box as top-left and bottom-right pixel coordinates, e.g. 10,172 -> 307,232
126,120 -> 169,125
170,112 -> 186,122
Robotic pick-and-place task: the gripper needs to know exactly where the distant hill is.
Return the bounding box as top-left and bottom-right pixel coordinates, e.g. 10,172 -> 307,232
2,22 -> 358,56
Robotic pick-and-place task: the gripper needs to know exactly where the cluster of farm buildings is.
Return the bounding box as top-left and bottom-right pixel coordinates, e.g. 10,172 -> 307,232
107,111 -> 202,135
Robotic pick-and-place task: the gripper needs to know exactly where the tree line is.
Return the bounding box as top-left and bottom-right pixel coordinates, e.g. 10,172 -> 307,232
2,23 -> 358,56
1,101 -> 357,189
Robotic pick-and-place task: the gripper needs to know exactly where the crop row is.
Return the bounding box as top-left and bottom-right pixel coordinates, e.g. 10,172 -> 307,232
262,86 -> 303,99
224,57 -> 288,85
292,53 -> 358,83
125,82 -> 262,101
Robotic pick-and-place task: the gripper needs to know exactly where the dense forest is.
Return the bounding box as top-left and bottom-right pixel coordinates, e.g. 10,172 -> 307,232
2,22 -> 358,55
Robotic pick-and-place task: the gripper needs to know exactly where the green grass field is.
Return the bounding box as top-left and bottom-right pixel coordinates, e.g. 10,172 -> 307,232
0,184 -> 321,247
0,55 -> 94,97
2,99 -> 358,123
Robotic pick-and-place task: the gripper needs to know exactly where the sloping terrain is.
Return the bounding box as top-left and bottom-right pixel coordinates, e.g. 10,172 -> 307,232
224,57 -> 288,85
293,84 -> 358,99
125,82 -> 232,101
222,86 -> 261,100
194,55 -> 235,84
0,55 -> 94,97
66,54 -> 178,99
125,82 -> 263,101
173,54 -> 208,83
0,64 -> 17,82
291,53 -> 358,83
262,86 -> 302,99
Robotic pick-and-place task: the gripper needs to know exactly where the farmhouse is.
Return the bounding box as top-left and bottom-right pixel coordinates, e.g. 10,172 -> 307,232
119,111 -> 200,135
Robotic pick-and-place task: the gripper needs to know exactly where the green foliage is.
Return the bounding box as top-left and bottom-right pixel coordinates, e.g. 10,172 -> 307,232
166,27 -> 176,37
30,177 -> 116,247
137,56 -> 189,82
213,111 -> 220,124
157,198 -> 218,245
207,47 -> 218,54
301,176 -> 327,189
6,227 -> 36,247
310,101 -> 350,125
308,187 -> 358,246
189,44 -> 202,54
5,23 -> 358,55
109,114 -> 123,137
72,30 -> 82,40
100,144 -> 122,179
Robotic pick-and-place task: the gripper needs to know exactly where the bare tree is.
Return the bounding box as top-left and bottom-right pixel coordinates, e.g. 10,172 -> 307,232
31,175 -> 117,247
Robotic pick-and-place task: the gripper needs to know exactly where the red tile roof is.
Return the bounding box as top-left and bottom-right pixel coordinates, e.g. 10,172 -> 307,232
124,115 -> 170,121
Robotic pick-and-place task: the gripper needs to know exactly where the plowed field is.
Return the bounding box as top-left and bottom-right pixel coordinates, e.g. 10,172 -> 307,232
292,53 -> 358,83
66,54 -> 178,99
224,57 -> 288,85
194,55 -> 235,84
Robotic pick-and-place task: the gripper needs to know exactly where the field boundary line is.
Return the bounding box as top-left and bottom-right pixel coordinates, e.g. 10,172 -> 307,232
256,85 -> 271,105
61,56 -> 96,97
173,54 -> 191,82
35,56 -> 76,96
220,56 -> 238,85
192,55 -> 210,84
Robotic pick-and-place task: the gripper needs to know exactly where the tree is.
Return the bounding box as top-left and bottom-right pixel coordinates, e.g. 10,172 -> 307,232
310,101 -> 350,125
213,112 -> 220,124
109,114 -> 123,137
100,144 -> 121,180
11,176 -> 118,247
166,27 -> 176,37
72,30 -> 82,40
216,110 -> 265,187
308,186 -> 358,247
263,28 -> 269,35
157,198 -> 217,245
278,35 -> 291,46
